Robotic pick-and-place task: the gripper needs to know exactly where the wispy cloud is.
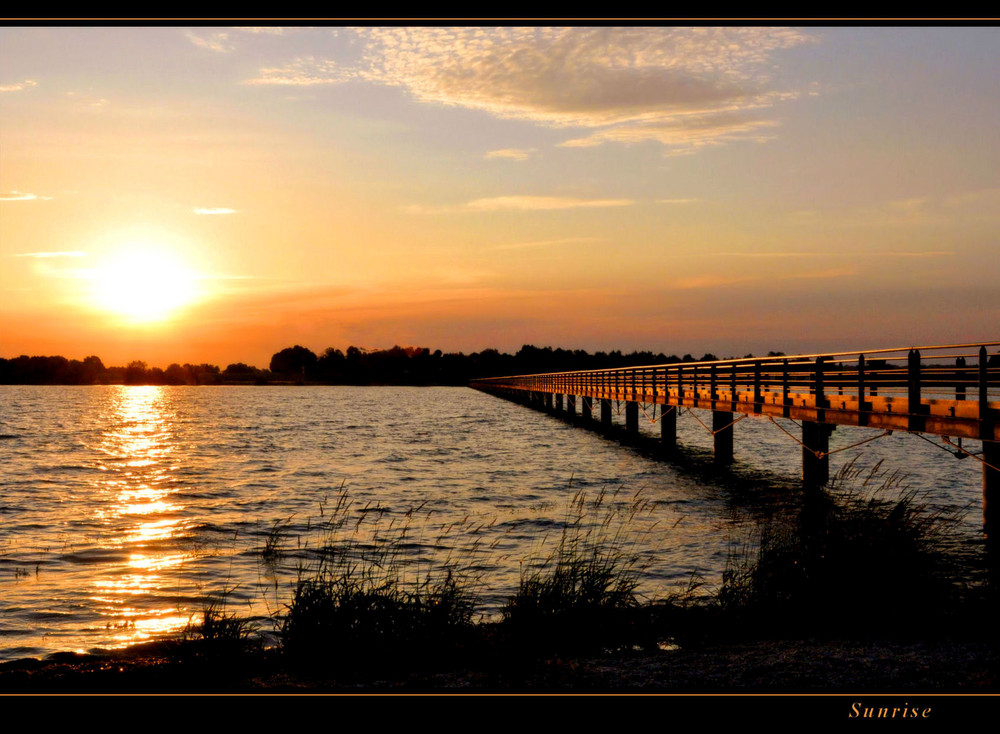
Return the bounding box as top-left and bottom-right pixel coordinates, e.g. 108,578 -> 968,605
1,191 -> 50,201
64,91 -> 109,109
943,188 -> 1000,209
0,79 -> 37,93
658,198 -> 700,205
405,196 -> 634,215
842,196 -> 944,228
485,148 -> 536,161
337,27 -> 812,154
673,267 -> 853,290
674,275 -> 759,290
491,236 -> 600,251
843,189 -> 1000,229
465,196 -> 634,212
559,111 -> 782,153
716,251 -> 823,259
878,250 -> 954,258
14,251 -> 87,258
243,56 -> 351,86
234,26 -> 290,35
185,31 -> 235,53
716,250 -> 953,259
193,207 -> 238,215
244,28 -> 811,152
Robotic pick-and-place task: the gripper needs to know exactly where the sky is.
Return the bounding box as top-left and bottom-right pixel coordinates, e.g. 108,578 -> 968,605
2,25 -> 999,368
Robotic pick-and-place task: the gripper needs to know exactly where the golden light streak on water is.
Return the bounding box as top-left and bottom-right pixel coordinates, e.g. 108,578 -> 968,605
93,576 -> 159,596
86,385 -> 190,639
127,552 -> 189,572
123,518 -> 189,544
98,609 -> 191,649
121,500 -> 175,516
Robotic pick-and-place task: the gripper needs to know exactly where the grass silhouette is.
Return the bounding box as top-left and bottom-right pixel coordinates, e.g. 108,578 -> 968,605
719,458 -> 964,637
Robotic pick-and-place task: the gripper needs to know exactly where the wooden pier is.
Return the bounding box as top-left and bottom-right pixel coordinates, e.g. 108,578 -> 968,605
470,341 -> 1000,535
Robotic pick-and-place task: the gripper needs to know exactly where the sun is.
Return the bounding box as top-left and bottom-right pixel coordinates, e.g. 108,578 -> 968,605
92,247 -> 200,323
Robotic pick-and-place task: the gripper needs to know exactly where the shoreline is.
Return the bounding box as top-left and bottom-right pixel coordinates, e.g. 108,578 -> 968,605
2,634 -> 998,694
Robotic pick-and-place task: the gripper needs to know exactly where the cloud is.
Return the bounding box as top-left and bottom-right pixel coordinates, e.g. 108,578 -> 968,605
234,26 -> 290,35
405,196 -> 634,214
558,111 -> 782,153
715,250 -> 953,259
878,250 -> 954,258
0,79 -> 36,93
185,31 -> 235,53
344,27 -> 811,153
14,251 -> 87,258
944,188 -> 1000,209
485,148 -> 536,161
491,236 -> 600,251
243,56 -> 351,86
673,274 -> 759,290
1,191 -> 50,201
193,207 -> 238,215
673,267 -> 853,290
465,196 -> 634,211
196,273 -> 257,280
64,91 -> 108,109
658,198 -> 700,205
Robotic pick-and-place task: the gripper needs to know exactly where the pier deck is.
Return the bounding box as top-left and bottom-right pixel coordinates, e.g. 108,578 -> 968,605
471,341 -> 1000,534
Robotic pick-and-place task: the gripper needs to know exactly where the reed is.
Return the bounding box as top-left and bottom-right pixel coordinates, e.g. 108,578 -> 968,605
259,515 -> 293,566
195,459 -> 967,676
184,588 -> 261,657
278,491 -> 478,670
500,487 -> 663,655
719,458 -> 963,636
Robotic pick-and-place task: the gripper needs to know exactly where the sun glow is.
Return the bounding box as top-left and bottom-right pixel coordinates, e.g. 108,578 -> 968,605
92,248 -> 200,322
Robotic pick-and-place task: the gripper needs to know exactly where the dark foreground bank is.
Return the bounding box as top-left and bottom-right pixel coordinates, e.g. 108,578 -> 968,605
2,632 -> 998,693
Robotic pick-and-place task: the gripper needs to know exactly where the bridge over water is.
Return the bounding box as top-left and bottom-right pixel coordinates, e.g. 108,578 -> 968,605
470,341 -> 1000,535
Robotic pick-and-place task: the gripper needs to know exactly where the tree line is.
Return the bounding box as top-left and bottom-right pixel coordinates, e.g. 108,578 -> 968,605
0,344 -> 733,386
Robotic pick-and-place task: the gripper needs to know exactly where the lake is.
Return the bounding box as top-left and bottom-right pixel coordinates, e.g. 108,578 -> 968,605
0,384 -> 988,660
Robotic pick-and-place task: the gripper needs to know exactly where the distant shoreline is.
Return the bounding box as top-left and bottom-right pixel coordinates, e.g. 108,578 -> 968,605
0,344 -> 731,388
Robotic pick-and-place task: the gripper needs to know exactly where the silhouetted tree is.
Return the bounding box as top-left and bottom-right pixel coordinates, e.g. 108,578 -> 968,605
164,363 -> 190,385
124,360 -> 148,385
269,345 -> 318,380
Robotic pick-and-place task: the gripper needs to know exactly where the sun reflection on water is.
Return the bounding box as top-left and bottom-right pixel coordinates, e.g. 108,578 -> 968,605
91,386 -> 191,638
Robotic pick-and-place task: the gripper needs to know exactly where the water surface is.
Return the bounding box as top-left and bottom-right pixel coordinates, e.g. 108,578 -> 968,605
0,385 -> 987,660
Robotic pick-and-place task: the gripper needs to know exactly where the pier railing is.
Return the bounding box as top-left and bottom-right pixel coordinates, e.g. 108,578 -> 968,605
471,341 -> 1000,441
471,341 -> 1000,532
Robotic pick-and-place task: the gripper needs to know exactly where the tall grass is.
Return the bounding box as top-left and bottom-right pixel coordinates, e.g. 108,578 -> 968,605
719,458 -> 963,636
279,492 -> 479,670
190,458 -> 969,675
184,588 -> 261,657
277,485 -> 672,667
501,487 -> 664,655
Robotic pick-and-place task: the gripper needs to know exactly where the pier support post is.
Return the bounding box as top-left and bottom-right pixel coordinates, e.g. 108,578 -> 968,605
661,405 -> 676,451
566,394 -> 576,416
581,397 -> 592,421
802,420 -> 830,487
555,394 -> 563,412
713,410 -> 734,464
984,440 -> 1000,538
601,399 -> 612,431
625,401 -> 639,437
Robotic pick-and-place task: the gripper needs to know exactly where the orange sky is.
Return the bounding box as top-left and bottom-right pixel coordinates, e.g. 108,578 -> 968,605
3,26 -> 998,367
